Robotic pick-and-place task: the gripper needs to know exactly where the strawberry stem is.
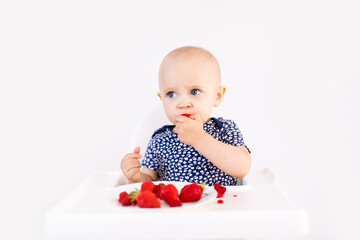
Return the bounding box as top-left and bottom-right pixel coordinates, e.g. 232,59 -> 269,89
200,182 -> 206,191
129,188 -> 140,202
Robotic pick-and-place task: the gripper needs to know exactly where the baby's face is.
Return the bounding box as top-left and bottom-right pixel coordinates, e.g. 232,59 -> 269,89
158,55 -> 223,125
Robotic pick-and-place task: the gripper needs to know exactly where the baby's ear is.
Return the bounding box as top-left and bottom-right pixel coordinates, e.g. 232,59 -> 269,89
214,86 -> 226,107
157,92 -> 162,100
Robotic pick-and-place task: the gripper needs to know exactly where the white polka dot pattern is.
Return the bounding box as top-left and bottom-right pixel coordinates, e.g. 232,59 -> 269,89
141,118 -> 250,186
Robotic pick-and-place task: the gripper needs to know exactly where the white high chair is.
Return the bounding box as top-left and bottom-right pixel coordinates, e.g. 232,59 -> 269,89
43,103 -> 310,240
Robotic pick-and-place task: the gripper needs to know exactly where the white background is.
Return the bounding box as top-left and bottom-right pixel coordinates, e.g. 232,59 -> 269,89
0,0 -> 359,240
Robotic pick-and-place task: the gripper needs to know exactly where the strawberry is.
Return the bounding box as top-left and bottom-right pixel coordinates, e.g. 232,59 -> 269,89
119,191 -> 133,206
179,183 -> 205,202
214,183 -> 226,198
181,113 -> 192,118
118,191 -> 128,203
160,184 -> 178,204
155,183 -> 165,198
126,190 -> 139,206
169,199 -> 182,207
141,181 -> 156,193
136,191 -> 161,208
121,196 -> 132,206
126,189 -> 161,208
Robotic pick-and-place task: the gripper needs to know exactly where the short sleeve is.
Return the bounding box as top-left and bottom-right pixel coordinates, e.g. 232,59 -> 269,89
220,119 -> 251,153
141,136 -> 160,171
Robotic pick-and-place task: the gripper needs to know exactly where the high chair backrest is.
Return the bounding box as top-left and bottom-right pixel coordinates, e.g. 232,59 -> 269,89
131,103 -> 169,153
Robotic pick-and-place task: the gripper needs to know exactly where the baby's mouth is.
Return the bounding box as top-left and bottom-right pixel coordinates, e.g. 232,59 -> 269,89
181,113 -> 192,118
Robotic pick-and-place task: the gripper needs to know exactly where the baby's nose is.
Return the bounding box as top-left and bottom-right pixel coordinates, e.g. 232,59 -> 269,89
177,97 -> 192,108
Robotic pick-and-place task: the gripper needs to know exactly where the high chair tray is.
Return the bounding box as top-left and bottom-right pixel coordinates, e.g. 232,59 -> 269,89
44,171 -> 309,240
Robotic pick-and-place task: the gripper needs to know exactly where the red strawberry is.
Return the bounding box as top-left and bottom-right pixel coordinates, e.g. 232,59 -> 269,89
160,184 -> 178,204
169,199 -> 182,207
121,196 -> 132,206
214,183 -> 226,198
141,181 -> 156,193
136,191 -> 161,208
120,192 -> 133,206
181,113 -> 192,118
126,190 -> 139,205
118,191 -> 128,203
179,183 -> 205,202
155,183 -> 165,199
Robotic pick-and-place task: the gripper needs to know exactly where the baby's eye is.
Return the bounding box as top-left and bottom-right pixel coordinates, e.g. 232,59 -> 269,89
167,92 -> 176,98
191,89 -> 200,96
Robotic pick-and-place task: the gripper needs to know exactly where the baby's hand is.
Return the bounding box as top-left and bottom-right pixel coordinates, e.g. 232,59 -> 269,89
173,114 -> 206,146
120,146 -> 142,183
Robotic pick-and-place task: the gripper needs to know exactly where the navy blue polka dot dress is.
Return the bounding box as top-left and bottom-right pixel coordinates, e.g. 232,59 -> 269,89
141,117 -> 250,186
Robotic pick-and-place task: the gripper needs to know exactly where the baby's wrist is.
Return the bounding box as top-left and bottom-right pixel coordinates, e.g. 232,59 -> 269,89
192,131 -> 208,148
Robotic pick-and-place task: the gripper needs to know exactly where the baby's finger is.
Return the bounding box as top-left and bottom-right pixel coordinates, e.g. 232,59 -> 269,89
175,121 -> 184,129
132,146 -> 141,154
175,116 -> 186,123
124,160 -> 141,172
191,113 -> 202,122
126,167 -> 141,179
125,153 -> 142,160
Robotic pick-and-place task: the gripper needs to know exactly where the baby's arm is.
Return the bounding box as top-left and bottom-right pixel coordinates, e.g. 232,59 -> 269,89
174,115 -> 251,178
192,134 -> 251,178
120,146 -> 158,183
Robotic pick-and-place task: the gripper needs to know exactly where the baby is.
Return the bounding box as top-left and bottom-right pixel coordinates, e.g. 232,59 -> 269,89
120,46 -> 251,186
